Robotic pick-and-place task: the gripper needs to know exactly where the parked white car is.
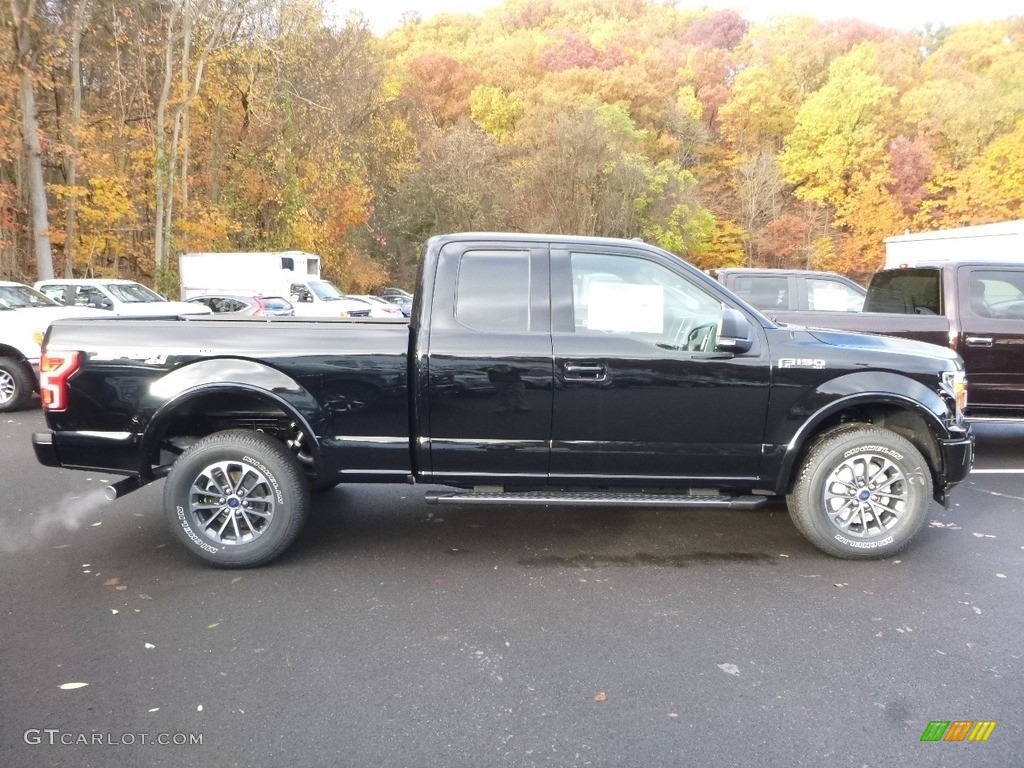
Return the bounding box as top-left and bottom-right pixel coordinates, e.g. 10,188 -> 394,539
0,281 -> 107,411
346,294 -> 406,318
34,278 -> 211,316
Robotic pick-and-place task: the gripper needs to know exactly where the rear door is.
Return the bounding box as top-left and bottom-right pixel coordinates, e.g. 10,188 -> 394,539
549,245 -> 771,483
422,242 -> 553,484
957,266 -> 1024,414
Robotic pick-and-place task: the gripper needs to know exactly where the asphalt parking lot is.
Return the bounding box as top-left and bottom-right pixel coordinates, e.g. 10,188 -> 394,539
1,410 -> 1021,767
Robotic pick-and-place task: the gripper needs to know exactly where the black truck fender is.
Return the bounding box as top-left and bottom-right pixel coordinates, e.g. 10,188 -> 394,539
137,358 -> 328,481
768,371 -> 960,501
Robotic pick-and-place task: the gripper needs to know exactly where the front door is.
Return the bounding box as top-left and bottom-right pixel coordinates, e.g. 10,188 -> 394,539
549,246 -> 770,484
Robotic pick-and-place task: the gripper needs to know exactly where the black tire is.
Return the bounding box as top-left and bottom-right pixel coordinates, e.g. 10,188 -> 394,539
0,357 -> 35,413
786,426 -> 933,559
162,429 -> 310,567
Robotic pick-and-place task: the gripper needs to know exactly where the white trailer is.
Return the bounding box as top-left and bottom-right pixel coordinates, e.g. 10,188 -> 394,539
179,251 -> 358,317
884,220 -> 1024,268
179,251 -> 322,299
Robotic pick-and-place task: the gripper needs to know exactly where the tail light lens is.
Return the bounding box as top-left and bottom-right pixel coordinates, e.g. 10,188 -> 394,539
39,350 -> 81,411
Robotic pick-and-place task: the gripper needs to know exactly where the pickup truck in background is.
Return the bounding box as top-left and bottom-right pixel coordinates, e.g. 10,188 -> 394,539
32,233 -> 973,567
35,278 -> 211,317
0,281 -> 106,412
768,260 -> 1024,421
715,268 -> 867,312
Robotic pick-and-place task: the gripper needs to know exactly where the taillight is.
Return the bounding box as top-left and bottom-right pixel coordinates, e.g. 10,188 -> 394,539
39,351 -> 81,411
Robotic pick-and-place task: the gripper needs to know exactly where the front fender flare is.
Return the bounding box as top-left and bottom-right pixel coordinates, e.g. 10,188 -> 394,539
771,371 -> 955,494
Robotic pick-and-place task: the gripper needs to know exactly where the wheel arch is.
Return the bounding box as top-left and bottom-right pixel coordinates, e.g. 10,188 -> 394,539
139,365 -> 328,482
776,392 -> 948,502
0,345 -> 30,363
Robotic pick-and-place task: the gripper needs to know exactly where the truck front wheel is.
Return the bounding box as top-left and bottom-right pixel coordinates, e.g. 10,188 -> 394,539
0,358 -> 35,412
787,426 -> 933,559
162,429 -> 310,567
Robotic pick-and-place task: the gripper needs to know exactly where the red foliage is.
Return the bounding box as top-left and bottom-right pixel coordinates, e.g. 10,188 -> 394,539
888,136 -> 934,215
538,30 -> 630,71
680,10 -> 748,50
404,53 -> 482,125
756,215 -> 810,268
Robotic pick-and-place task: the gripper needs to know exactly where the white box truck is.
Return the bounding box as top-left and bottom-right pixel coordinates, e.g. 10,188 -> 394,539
884,220 -> 1024,267
179,251 -> 352,317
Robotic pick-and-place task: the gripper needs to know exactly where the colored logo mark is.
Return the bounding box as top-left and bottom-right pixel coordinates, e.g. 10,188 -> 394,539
920,721 -> 997,742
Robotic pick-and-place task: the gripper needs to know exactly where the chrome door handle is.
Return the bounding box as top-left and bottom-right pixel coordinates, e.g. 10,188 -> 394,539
965,336 -> 993,347
563,362 -> 607,381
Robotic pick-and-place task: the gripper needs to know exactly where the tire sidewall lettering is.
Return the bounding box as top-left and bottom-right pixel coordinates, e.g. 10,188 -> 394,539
843,445 -> 902,461
176,505 -> 220,554
242,454 -> 285,505
833,533 -> 895,549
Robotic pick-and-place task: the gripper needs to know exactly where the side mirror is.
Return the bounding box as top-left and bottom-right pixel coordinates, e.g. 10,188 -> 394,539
716,306 -> 754,354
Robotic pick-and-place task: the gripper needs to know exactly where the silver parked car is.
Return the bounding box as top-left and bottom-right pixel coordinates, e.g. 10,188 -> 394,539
186,294 -> 295,317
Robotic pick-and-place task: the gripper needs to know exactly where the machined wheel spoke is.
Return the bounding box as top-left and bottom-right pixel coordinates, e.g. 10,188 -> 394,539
869,489 -> 903,501
198,510 -> 224,529
239,511 -> 260,534
215,514 -> 233,537
866,460 -> 897,487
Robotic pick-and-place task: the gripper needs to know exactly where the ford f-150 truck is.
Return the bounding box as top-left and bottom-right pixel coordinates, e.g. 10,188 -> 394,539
32,233 -> 974,567
767,260 -> 1024,421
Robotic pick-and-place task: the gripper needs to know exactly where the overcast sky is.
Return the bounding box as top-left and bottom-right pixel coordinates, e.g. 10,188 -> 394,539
331,0 -> 1020,35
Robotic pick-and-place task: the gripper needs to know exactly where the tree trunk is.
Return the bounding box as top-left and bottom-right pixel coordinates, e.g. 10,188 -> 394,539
11,0 -> 54,280
63,0 -> 91,277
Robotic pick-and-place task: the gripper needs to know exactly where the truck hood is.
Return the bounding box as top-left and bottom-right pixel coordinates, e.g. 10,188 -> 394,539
805,328 -> 960,362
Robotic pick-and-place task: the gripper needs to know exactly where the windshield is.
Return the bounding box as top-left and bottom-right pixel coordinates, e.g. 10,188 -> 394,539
308,280 -> 344,300
0,284 -> 60,309
104,282 -> 166,303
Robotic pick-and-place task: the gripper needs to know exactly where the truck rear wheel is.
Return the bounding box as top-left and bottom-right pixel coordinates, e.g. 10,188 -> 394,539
162,429 -> 310,568
787,426 -> 933,559
0,358 -> 35,412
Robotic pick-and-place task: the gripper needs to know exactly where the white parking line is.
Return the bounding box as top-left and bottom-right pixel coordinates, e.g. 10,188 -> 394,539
970,469 -> 1024,474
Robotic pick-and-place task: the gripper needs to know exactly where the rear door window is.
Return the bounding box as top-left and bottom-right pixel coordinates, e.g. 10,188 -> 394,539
455,250 -> 531,333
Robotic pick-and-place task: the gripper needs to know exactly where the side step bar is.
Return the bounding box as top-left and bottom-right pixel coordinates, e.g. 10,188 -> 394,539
424,490 -> 768,509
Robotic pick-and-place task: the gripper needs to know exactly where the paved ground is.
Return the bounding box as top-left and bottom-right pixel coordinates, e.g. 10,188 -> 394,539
1,410 -> 1021,767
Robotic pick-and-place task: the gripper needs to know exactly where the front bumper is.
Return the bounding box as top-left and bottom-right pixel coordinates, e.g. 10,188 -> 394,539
936,431 -> 975,505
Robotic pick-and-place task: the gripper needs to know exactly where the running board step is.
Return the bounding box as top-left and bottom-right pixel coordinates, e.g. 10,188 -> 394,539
424,490 -> 767,509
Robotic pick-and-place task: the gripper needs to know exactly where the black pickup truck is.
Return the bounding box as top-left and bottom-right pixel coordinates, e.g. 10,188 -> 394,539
33,233 -> 973,567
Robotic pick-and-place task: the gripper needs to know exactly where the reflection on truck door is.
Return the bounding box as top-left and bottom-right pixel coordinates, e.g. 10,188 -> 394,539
550,248 -> 770,481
